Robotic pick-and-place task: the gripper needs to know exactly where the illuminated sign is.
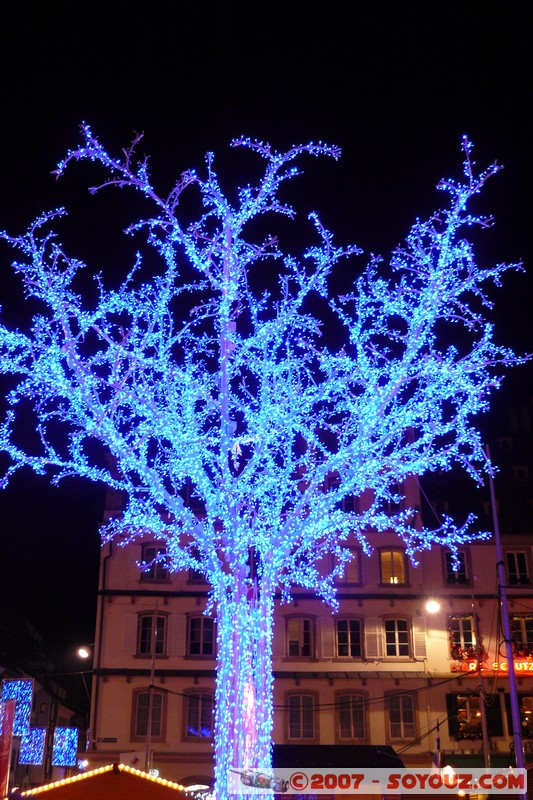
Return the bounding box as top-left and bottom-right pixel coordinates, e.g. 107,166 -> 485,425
450,659 -> 533,674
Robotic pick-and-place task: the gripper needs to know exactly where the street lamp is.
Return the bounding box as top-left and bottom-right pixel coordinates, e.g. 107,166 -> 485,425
425,598 -> 441,614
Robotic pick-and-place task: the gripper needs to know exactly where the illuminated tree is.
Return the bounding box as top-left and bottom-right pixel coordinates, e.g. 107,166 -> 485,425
0,127 -> 522,797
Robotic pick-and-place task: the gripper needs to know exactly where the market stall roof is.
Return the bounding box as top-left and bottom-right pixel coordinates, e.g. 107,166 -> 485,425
18,763 -> 188,800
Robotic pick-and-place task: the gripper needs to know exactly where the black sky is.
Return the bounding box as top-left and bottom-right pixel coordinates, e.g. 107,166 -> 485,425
0,4 -> 532,666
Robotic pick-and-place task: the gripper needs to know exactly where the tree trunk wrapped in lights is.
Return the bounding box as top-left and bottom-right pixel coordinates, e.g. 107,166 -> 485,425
0,126 -> 525,798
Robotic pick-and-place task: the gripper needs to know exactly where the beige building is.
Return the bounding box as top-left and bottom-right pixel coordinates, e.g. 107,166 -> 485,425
82,471 -> 533,788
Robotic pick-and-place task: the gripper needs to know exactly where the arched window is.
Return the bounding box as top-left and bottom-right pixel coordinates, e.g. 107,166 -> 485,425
286,693 -> 317,741
379,549 -> 407,585
131,688 -> 166,740
184,691 -> 214,740
384,618 -> 410,658
335,618 -> 362,658
188,616 -> 216,656
337,693 -> 366,741
286,617 -> 315,658
138,614 -> 167,656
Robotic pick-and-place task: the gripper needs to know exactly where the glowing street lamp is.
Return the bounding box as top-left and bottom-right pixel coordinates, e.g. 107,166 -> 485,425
425,599 -> 441,614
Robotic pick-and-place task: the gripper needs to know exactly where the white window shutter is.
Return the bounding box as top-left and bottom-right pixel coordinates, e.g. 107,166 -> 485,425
413,616 -> 427,659
319,617 -> 336,658
123,613 -> 138,654
272,616 -> 285,658
169,614 -> 187,656
364,617 -> 383,660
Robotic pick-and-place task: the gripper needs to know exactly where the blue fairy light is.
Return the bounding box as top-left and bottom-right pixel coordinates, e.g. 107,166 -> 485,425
0,680 -> 33,736
19,727 -> 46,765
0,128 -> 525,798
51,727 -> 78,767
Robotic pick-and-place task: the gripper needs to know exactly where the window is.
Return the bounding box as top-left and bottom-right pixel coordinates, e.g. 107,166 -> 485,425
380,550 -> 406,585
188,616 -> 216,656
138,614 -> 166,656
506,551 -> 530,586
384,619 -> 410,657
288,694 -> 316,740
455,694 -> 482,740
186,692 -> 214,739
188,567 -> 206,583
335,548 -> 361,584
336,619 -> 362,658
132,689 -> 165,739
510,615 -> 533,657
286,618 -> 314,658
140,544 -> 169,582
446,693 -> 503,740
449,615 -> 476,661
327,472 -> 359,513
388,694 -> 415,739
444,551 -> 468,585
338,694 -> 366,740
518,695 -> 533,739
380,482 -> 402,515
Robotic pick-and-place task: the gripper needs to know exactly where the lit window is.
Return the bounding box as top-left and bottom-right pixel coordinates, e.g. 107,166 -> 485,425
519,695 -> 533,739
444,551 -> 468,585
447,692 -> 503,739
455,694 -> 482,740
449,615 -> 476,660
338,694 -> 365,740
380,550 -> 406,585
138,615 -> 166,655
133,689 -> 164,739
384,619 -> 410,657
506,551 -> 530,586
286,618 -> 314,658
336,619 -> 362,658
510,615 -> 533,657
140,544 -> 169,582
188,616 -> 215,656
186,693 -> 214,739
288,694 -> 315,740
388,694 -> 415,739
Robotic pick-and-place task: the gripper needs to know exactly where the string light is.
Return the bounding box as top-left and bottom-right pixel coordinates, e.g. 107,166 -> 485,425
19,727 -> 46,765
19,763 -> 186,795
0,680 -> 33,736
0,128 -> 523,798
51,727 -> 78,767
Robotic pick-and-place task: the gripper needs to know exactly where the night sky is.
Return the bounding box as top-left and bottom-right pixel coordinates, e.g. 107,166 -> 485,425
0,6 -> 532,670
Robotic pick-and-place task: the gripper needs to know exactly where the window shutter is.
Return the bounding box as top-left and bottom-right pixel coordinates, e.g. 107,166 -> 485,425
412,616 -> 427,659
319,617 -> 336,659
446,694 -> 459,739
169,614 -> 187,656
272,616 -> 285,658
123,614 -> 138,654
364,617 -> 383,659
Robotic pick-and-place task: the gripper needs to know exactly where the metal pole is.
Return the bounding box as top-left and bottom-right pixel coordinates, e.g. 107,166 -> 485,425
471,599 -> 491,769
144,602 -> 158,773
485,445 -> 526,795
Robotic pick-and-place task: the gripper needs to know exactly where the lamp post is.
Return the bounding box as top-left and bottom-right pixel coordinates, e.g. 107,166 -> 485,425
485,445 -> 526,800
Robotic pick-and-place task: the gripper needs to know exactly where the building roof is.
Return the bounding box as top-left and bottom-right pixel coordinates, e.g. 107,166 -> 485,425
18,763 -> 188,799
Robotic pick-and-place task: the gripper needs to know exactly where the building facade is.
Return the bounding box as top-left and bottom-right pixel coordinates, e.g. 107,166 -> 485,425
84,474 -> 533,787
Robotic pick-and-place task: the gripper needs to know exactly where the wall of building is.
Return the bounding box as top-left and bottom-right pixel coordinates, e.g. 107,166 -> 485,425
85,522 -> 533,786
